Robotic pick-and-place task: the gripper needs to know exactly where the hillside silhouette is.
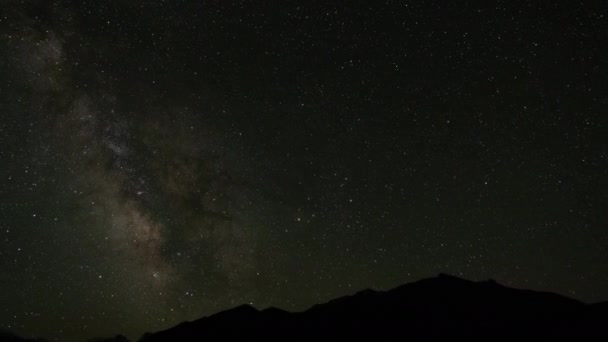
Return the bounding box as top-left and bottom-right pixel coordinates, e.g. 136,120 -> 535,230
3,274 -> 606,341
138,274 -> 607,341
0,330 -> 47,342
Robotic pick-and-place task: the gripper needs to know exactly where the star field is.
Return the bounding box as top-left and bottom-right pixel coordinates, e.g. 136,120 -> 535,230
0,1 -> 607,341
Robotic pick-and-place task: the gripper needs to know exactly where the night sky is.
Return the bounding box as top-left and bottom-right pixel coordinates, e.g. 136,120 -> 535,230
1,1 -> 607,341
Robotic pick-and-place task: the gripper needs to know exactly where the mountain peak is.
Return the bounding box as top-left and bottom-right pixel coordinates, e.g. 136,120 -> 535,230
139,275 -> 605,341
436,273 -> 473,282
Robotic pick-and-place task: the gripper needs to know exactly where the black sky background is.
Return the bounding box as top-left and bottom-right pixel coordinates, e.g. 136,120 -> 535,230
1,1 -> 607,341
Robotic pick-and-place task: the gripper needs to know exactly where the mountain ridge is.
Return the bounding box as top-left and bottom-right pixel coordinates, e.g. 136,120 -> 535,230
138,274 -> 607,341
3,275 -> 606,341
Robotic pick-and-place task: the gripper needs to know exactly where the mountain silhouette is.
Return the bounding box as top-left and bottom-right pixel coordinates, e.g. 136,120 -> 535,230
0,330 -> 47,342
2,274 -> 606,341
139,274 -> 608,341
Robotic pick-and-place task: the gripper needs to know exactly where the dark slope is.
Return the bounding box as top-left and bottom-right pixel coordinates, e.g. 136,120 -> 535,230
139,274 -> 607,341
0,331 -> 47,342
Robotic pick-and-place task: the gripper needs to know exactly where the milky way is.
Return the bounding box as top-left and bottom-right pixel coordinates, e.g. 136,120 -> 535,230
1,1 -> 607,341
2,3 -> 273,338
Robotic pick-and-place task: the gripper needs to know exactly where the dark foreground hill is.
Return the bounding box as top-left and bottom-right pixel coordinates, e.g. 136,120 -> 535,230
139,274 -> 608,341
2,274 -> 606,341
0,331 -> 47,342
